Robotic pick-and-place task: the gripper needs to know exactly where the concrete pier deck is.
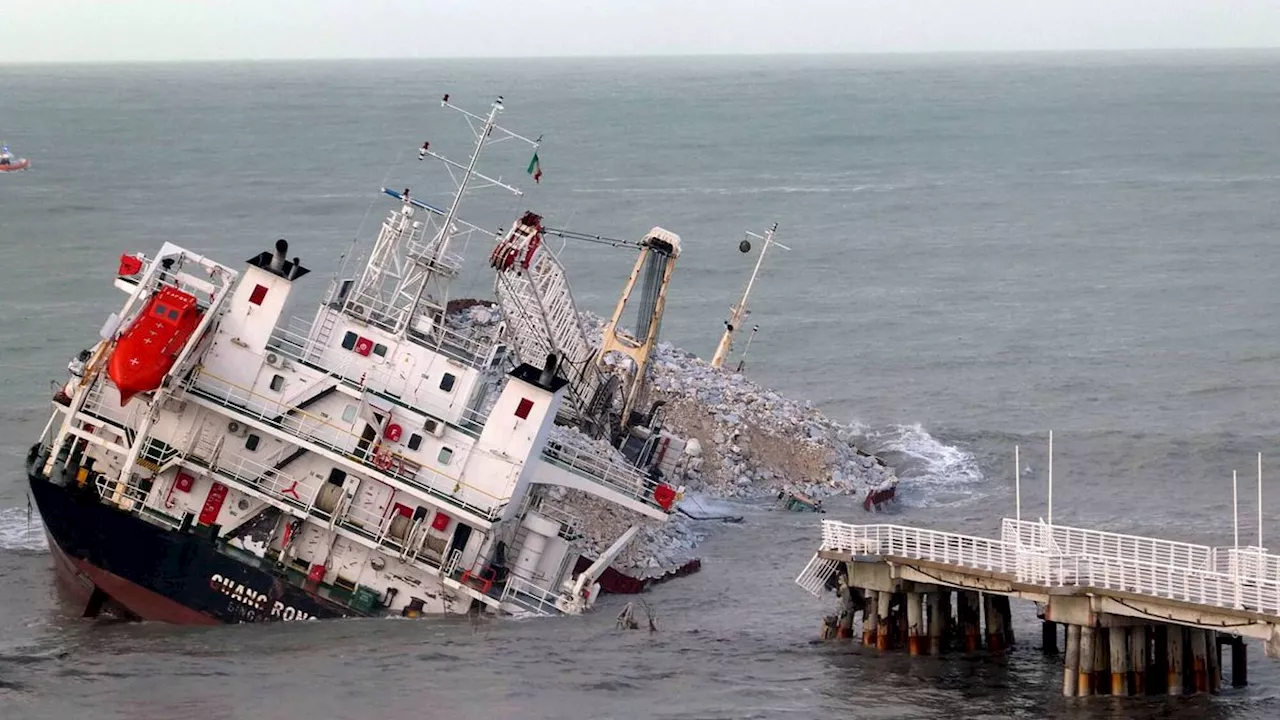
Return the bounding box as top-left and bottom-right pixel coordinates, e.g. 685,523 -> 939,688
797,518 -> 1278,696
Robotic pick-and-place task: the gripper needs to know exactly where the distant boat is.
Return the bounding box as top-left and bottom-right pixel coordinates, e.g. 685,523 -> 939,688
0,143 -> 29,172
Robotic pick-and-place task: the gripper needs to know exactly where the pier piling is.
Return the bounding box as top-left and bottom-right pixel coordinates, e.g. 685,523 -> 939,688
907,592 -> 924,655
875,591 -> 891,651
1190,627 -> 1209,694
1078,625 -> 1096,696
1109,626 -> 1130,696
1167,626 -> 1185,696
1230,637 -> 1248,687
1130,626 -> 1147,695
1063,624 -> 1081,697
1042,619 -> 1058,654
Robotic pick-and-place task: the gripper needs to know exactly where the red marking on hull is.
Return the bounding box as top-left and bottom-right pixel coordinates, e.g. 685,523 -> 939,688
107,285 -> 203,404
45,530 -> 219,625
0,158 -> 30,172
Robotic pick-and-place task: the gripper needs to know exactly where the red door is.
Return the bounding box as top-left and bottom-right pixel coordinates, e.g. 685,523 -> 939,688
198,482 -> 229,525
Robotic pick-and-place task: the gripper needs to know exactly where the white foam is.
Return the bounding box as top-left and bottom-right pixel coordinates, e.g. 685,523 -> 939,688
0,506 -> 48,552
867,423 -> 986,508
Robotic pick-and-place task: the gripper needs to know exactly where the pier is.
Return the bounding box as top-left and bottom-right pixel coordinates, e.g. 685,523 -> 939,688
796,517 -> 1279,697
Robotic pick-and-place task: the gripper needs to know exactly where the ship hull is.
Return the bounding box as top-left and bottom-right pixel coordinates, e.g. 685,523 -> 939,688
29,471 -> 360,625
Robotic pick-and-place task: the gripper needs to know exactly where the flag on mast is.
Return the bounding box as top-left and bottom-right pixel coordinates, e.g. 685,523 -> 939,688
526,151 -> 542,184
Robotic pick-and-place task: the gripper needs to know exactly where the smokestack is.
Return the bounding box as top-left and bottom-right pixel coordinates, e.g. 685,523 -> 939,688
270,239 -> 287,272
538,353 -> 558,387
288,257 -> 303,280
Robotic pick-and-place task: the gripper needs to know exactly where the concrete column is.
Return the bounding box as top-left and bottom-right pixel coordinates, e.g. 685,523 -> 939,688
1231,638 -> 1248,688
1190,627 -> 1209,694
1063,624 -> 1080,697
960,591 -> 981,652
984,594 -> 1006,653
1078,625 -> 1096,696
907,592 -> 925,656
835,586 -> 855,639
1129,626 -> 1147,696
1094,625 -> 1109,694
998,595 -> 1015,648
1207,631 -> 1220,694
926,592 -> 943,655
1042,620 -> 1059,654
1167,626 -> 1185,696
862,600 -> 878,647
876,591 -> 891,651
937,590 -> 953,653
1109,626 -> 1130,696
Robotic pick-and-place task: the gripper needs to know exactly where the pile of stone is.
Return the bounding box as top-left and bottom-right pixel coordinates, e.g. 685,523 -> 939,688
445,303 -> 898,573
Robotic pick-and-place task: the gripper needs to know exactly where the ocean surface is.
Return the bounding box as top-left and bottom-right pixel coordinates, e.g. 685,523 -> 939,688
3,51 -> 1280,718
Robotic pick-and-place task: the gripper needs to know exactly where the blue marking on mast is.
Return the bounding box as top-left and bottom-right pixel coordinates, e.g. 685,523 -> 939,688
381,188 -> 447,216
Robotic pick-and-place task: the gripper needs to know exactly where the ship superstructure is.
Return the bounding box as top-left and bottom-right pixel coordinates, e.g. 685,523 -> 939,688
26,97 -> 682,624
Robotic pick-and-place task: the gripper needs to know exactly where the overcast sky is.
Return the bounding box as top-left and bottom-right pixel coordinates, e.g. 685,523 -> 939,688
4,1 -> 1280,63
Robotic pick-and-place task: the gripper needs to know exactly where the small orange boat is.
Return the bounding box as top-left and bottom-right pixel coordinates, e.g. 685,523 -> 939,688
107,286 -> 204,405
0,144 -> 28,172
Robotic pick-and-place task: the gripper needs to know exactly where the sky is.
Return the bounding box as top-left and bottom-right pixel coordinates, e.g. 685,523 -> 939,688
3,0 -> 1280,63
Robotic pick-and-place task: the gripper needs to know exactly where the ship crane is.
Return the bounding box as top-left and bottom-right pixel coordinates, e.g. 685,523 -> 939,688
491,218 -> 679,441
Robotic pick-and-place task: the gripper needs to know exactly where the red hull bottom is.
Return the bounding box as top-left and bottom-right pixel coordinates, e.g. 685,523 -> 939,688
46,530 -> 219,625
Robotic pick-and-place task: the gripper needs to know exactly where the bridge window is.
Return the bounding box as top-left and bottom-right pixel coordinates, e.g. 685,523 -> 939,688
341,331 -> 358,351
245,434 -> 261,451
269,374 -> 284,392
168,309 -> 180,320
154,303 -> 168,316
437,447 -> 453,465
439,373 -> 456,393
249,284 -> 268,306
407,433 -> 422,451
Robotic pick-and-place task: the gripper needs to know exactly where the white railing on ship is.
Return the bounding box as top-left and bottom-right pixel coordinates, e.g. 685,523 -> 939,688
500,574 -> 563,616
186,369 -> 507,520
817,519 -> 1280,617
266,318 -> 490,431
541,436 -> 660,509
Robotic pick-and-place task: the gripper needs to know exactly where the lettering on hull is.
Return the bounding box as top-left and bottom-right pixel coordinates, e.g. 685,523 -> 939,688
210,573 -> 315,622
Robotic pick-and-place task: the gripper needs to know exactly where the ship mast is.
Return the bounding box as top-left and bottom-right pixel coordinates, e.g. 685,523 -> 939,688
710,223 -> 789,369
344,95 -> 541,337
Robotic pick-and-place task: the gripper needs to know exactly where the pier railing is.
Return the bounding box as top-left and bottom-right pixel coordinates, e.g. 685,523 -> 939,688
807,519 -> 1280,618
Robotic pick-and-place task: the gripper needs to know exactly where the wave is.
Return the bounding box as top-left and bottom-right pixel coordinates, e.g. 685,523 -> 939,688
0,506 -> 48,553
862,423 -> 986,509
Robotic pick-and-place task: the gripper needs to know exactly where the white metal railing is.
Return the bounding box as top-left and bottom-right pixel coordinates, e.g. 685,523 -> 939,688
1001,518 -> 1215,571
810,519 -> 1280,617
499,574 -> 563,617
541,431 -> 664,511
186,368 -> 508,520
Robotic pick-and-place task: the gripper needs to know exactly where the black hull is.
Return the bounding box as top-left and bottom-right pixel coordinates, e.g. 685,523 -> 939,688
28,471 -> 362,624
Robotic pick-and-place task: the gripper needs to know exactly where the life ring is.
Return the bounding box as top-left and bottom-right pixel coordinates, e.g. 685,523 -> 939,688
374,452 -> 394,471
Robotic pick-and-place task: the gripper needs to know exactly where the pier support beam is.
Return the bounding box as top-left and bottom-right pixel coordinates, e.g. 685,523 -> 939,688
984,595 -> 1006,653
862,597 -> 878,647
1078,626 -> 1096,696
1063,624 -> 1080,697
1109,626 -> 1130,696
1207,631 -> 1220,694
1190,627 -> 1209,694
875,591 -> 891,651
960,591 -> 981,652
1129,626 -> 1147,696
926,592 -> 944,655
1231,638 -> 1248,688
907,592 -> 925,655
1167,626 -> 1185,696
1042,620 -> 1058,654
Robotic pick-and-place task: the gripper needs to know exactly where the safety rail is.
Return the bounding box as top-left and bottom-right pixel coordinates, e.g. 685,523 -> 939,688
809,519 -> 1280,618
184,368 -> 509,521
499,574 -> 563,617
1001,518 -> 1215,572
266,318 -> 491,431
541,432 -> 665,511
1211,546 -> 1280,584
405,234 -> 465,277
210,455 -> 325,513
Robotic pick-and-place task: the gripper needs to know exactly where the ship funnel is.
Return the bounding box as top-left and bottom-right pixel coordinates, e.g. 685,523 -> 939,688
539,353 -> 559,386
271,239 -> 288,272
288,257 -> 303,280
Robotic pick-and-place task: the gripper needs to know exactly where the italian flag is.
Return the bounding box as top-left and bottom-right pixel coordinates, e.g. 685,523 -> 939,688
527,151 -> 542,184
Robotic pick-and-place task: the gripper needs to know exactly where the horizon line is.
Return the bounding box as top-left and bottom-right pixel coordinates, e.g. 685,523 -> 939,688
3,45 -> 1280,66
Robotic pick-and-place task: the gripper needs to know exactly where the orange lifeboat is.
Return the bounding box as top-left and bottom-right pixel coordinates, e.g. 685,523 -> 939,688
107,286 -> 204,405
